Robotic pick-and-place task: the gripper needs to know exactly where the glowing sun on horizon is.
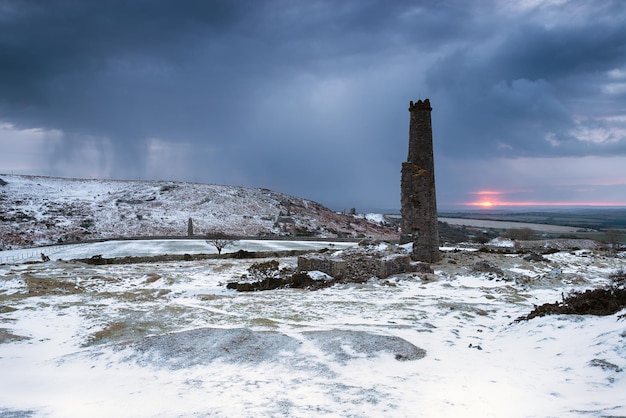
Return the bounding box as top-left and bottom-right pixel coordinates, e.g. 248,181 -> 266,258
462,189 -> 626,208
466,190 -> 502,208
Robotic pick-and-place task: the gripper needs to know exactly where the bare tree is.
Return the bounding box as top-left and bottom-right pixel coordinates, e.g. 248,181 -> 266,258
205,231 -> 236,255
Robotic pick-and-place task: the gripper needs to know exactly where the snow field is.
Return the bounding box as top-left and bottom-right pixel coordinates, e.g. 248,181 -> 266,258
0,240 -> 625,417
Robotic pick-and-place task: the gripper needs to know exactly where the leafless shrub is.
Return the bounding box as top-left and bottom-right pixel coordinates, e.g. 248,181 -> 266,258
205,231 -> 236,255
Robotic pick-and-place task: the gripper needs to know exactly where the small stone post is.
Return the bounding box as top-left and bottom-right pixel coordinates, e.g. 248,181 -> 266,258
187,217 -> 194,237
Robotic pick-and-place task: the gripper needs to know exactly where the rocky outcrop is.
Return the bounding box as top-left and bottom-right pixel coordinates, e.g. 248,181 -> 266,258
113,327 -> 426,368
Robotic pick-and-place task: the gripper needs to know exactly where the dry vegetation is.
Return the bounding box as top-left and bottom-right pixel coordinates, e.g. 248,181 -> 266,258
517,269 -> 626,321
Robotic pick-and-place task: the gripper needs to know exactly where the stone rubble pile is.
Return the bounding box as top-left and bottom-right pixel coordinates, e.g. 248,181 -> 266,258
297,240 -> 428,282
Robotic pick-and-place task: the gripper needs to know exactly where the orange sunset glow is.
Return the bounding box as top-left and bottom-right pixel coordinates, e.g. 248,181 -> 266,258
463,190 -> 626,208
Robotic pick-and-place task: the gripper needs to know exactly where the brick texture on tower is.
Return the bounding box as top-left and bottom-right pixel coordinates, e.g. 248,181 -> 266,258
400,99 -> 440,262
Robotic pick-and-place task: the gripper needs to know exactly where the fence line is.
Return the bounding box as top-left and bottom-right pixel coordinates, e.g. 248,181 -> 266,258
0,243 -> 84,264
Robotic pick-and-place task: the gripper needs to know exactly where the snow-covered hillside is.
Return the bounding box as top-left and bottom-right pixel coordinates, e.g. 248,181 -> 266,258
0,174 -> 397,249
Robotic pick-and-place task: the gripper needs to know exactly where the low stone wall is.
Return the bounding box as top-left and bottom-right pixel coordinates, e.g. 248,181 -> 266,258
298,250 -> 415,282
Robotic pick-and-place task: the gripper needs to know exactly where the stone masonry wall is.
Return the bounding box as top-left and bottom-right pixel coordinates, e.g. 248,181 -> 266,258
297,251 -> 414,282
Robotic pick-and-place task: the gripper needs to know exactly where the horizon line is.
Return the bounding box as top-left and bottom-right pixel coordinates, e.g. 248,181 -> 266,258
461,201 -> 626,208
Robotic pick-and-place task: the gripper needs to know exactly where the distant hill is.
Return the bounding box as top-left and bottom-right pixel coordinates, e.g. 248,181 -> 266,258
0,175 -> 398,249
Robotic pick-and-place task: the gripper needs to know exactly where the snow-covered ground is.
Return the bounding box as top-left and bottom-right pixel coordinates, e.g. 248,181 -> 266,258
1,240 -> 625,417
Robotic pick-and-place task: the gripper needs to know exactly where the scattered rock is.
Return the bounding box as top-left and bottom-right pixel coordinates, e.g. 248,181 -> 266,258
413,262 -> 434,273
524,252 -> 546,262
588,358 -> 623,373
472,260 -> 503,275
420,273 -> 437,282
230,243 -> 431,292
227,271 -> 335,292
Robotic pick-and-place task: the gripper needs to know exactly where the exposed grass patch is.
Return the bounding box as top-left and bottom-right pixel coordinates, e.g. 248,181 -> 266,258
84,320 -> 166,346
85,321 -> 128,346
96,289 -> 171,303
0,328 -> 29,344
211,262 -> 236,273
24,275 -> 83,295
144,273 -> 161,283
89,275 -> 120,284
198,294 -> 226,301
0,305 -> 18,314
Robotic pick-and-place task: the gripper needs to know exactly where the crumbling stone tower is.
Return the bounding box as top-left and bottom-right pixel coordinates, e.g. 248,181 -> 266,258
401,99 -> 440,262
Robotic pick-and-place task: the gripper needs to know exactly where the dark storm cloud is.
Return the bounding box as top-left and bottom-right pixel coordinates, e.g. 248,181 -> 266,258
0,0 -> 466,204
427,6 -> 626,159
1,1 -> 237,172
1,0 -> 626,209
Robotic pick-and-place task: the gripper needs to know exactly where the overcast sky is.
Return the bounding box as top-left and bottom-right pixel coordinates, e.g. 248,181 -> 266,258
1,0 -> 625,211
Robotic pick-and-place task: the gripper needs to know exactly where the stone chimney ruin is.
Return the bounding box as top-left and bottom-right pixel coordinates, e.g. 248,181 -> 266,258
400,99 -> 440,262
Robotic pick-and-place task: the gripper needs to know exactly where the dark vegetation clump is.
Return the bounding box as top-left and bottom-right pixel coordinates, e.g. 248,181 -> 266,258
226,260 -> 335,291
516,269 -> 626,321
232,249 -> 254,258
0,177 -> 7,186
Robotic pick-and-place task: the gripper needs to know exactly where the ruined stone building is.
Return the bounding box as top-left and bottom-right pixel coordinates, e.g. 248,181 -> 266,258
401,99 -> 440,262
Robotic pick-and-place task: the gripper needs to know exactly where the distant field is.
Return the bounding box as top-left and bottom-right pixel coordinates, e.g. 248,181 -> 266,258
438,217 -> 582,233
438,209 -> 626,231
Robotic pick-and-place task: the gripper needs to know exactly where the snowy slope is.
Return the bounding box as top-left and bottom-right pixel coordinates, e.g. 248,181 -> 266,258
0,174 -> 397,249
